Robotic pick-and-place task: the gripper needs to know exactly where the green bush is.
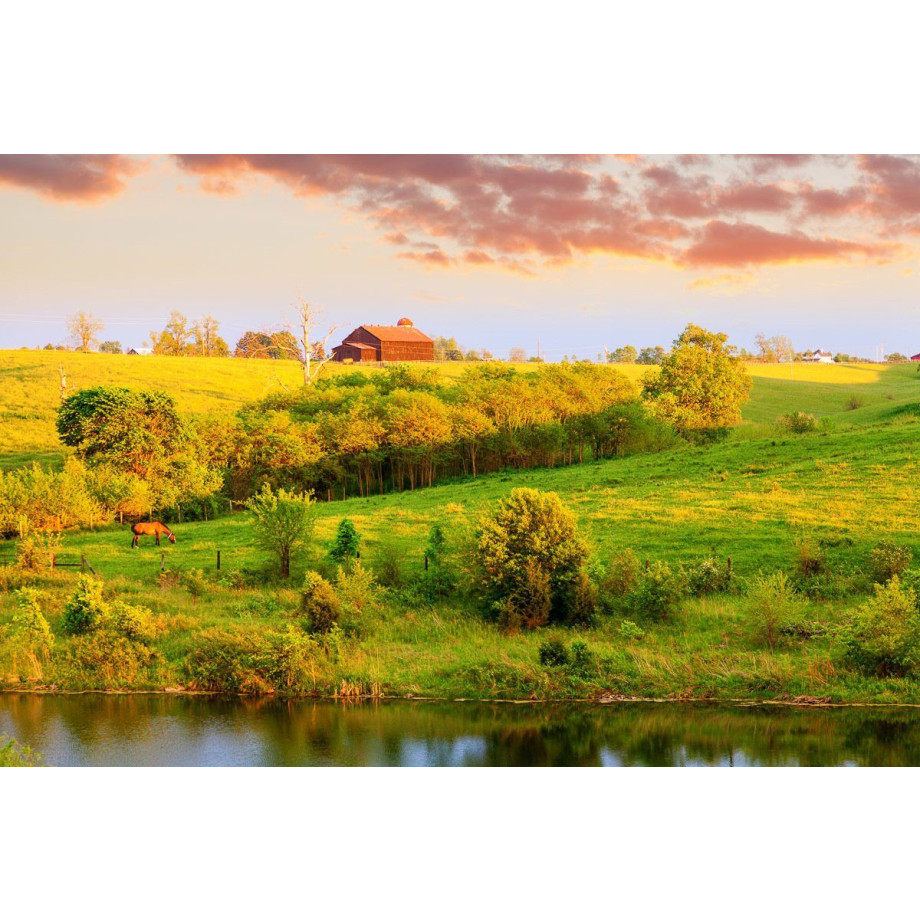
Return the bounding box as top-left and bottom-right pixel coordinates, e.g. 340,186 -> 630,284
686,557 -> 733,596
328,518 -> 361,566
184,628 -> 271,693
375,543 -> 407,588
61,574 -> 109,635
496,559 -> 552,631
13,588 -> 54,657
66,632 -> 156,687
777,411 -> 818,434
0,735 -> 43,767
628,561 -> 684,620
794,535 -> 828,580
299,571 -> 342,634
617,619 -> 646,640
845,394 -> 864,411
868,540 -> 913,584
565,569 -> 598,626
105,600 -> 157,643
569,640 -> 595,676
538,637 -> 570,667
183,568 -> 209,598
334,561 -> 379,635
839,577 -> 920,676
17,532 -> 61,572
477,488 -> 590,625
745,571 -> 804,648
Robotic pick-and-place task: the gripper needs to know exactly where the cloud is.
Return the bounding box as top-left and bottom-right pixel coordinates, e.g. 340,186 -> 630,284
0,155 -> 146,202
682,220 -> 899,268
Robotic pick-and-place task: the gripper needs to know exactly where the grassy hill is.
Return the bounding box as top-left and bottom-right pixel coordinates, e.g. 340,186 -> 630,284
1,348 -> 917,469
3,350 -> 920,702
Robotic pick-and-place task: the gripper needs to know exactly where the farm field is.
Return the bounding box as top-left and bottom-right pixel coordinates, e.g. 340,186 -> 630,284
4,373 -> 920,703
1,348 -> 916,468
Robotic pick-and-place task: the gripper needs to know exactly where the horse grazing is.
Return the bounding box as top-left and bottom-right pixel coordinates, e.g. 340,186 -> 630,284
131,521 -> 176,548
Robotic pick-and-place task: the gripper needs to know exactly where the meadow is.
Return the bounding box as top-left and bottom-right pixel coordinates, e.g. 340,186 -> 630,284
2,350 -> 920,703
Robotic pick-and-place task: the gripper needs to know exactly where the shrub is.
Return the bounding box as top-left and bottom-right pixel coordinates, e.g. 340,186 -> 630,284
618,619 -> 646,640
13,588 -> 54,658
183,568 -> 209,599
628,561 -> 684,620
566,569 -> 598,626
299,571 -> 342,634
746,571 -> 805,648
184,629 -> 270,693
845,394 -> 864,411
777,411 -> 818,434
538,637 -> 570,667
17,532 -> 62,572
0,735 -> 42,767
868,540 -> 913,584
794,535 -> 828,579
61,575 -> 109,635
105,600 -> 157,643
375,543 -> 407,588
496,559 -> 552,631
839,577 -> 920,676
477,488 -> 589,624
415,523 -> 456,602
328,518 -> 361,566
66,632 -> 156,687
335,561 -> 379,635
569,640 -> 594,675
686,557 -> 733,596
599,549 -> 641,612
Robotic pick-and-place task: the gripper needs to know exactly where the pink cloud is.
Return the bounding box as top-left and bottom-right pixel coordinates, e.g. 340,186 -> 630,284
0,155 -> 147,202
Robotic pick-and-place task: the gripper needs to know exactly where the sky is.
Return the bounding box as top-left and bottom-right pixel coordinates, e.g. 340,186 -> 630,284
1,153 -> 919,360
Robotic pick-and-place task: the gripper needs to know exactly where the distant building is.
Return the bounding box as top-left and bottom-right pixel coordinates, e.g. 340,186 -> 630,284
332,318 -> 435,363
911,353 -> 920,362
802,349 -> 834,364
127,348 -> 140,355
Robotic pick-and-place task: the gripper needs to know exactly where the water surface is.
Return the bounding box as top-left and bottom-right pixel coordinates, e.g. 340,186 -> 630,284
2,693 -> 920,766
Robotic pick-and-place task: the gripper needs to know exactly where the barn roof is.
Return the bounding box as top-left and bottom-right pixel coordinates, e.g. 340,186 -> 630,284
359,324 -> 433,343
336,341 -> 377,351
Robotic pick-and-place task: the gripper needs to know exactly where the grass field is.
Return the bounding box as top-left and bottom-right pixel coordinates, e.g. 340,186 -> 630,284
3,350 -> 920,703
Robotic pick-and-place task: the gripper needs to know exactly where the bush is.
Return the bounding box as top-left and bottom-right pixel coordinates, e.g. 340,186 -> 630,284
183,568 -> 209,599
839,577 -> 920,676
618,619 -> 646,640
184,629 -> 271,693
299,571 -> 342,634
496,559 -> 552,631
17,532 -> 61,572
538,637 -> 570,667
686,557 -> 733,596
66,632 -> 156,687
335,561 -> 379,635
566,569 -> 598,626
414,523 -> 456,603
569,640 -> 595,676
777,411 -> 818,434
477,488 -> 590,624
599,549 -> 641,613
328,518 -> 361,566
746,571 -> 804,648
61,575 -> 108,635
0,735 -> 42,767
247,484 -> 316,579
794,535 -> 828,580
628,561 -> 683,620
105,600 -> 157,643
868,540 -> 913,584
375,543 -> 407,588
845,394 -> 864,411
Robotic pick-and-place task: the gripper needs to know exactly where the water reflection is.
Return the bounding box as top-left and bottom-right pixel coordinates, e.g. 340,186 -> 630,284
2,694 -> 920,767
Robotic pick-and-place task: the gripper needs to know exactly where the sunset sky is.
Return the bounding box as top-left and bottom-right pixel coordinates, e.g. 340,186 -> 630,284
2,153 -> 919,359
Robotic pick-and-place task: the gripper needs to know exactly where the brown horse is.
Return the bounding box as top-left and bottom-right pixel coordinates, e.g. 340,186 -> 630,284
131,521 -> 176,548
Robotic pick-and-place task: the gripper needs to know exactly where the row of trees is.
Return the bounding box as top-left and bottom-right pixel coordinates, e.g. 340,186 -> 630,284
20,324 -> 749,528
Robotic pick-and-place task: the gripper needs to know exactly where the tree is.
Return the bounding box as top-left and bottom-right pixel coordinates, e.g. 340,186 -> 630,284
276,297 -> 339,386
642,324 -> 752,436
67,312 -> 103,352
755,333 -> 794,363
247,484 -> 316,578
99,341 -> 123,355
887,353 -> 909,363
193,316 -> 229,357
476,487 -> 590,627
508,347 -> 527,362
329,518 -> 361,565
150,311 -> 194,356
235,329 -> 302,360
637,346 -> 667,365
610,345 -> 637,364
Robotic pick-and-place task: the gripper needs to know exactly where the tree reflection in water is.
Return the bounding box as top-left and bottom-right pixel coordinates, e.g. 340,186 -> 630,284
2,694 -> 920,766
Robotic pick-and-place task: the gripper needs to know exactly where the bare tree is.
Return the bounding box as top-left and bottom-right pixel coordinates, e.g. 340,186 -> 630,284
194,315 -> 226,356
67,311 -> 103,352
279,296 -> 339,385
509,346 -> 527,363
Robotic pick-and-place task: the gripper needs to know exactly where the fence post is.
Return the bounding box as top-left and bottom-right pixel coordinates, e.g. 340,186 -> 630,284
424,553 -> 429,571
217,550 -> 221,571
161,552 -> 165,573
51,554 -> 56,570
81,554 -> 86,572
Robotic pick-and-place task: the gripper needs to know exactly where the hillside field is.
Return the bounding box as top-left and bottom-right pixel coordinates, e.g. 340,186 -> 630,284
3,350 -> 920,703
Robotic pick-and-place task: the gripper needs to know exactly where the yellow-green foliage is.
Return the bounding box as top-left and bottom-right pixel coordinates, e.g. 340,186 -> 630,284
300,571 -> 341,634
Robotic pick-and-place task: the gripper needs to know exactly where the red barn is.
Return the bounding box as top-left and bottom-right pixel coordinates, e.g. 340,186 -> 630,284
332,318 -> 434,363
911,353 -> 920,362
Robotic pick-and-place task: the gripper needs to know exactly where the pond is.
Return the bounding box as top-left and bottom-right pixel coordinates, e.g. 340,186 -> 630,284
3,693 -> 920,766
